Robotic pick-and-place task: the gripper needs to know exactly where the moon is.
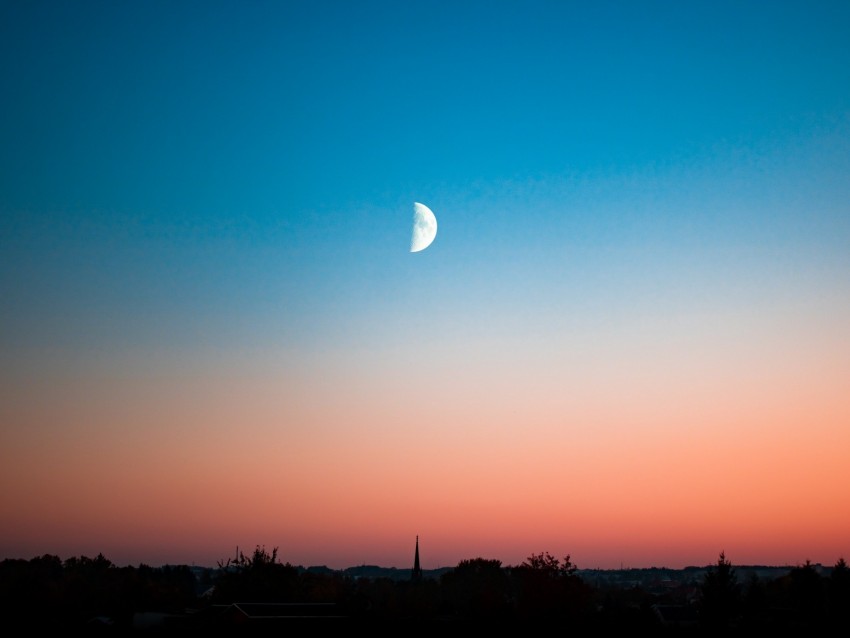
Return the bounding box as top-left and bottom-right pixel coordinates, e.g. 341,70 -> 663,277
410,202 -> 437,252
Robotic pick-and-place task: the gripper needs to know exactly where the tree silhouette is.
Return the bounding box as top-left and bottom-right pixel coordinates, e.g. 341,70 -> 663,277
829,557 -> 850,624
512,551 -> 590,623
211,545 -> 299,602
740,572 -> 767,628
699,551 -> 740,629
521,552 -> 577,577
789,559 -> 825,622
440,558 -> 509,620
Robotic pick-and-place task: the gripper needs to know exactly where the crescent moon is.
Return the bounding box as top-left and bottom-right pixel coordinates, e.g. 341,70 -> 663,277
410,202 -> 437,252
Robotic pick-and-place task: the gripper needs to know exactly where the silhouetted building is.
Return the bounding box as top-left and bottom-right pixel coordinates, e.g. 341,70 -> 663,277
189,603 -> 346,629
411,536 -> 422,582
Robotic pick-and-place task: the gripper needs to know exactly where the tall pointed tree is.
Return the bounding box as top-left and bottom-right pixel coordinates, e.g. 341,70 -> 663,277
699,551 -> 740,629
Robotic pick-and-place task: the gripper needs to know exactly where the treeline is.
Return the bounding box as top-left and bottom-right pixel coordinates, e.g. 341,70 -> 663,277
0,553 -> 196,629
1,548 -> 848,631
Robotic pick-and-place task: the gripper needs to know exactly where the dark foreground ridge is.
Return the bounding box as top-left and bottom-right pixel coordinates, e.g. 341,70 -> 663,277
1,547 -> 848,633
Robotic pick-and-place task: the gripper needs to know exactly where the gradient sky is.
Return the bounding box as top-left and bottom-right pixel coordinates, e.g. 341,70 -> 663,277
2,0 -> 849,570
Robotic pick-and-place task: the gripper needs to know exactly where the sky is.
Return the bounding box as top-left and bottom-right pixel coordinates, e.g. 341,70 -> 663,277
1,0 -> 849,570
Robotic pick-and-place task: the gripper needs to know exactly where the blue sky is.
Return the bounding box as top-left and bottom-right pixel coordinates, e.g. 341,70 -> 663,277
2,1 -> 849,567
3,0 -> 849,358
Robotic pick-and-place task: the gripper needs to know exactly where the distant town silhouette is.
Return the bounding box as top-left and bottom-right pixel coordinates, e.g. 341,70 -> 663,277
1,542 -> 848,632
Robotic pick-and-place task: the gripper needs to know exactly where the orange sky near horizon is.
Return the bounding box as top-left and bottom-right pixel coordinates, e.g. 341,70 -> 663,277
3,291 -> 848,570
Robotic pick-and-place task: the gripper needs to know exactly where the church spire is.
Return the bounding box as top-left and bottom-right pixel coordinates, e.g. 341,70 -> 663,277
411,535 -> 422,581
